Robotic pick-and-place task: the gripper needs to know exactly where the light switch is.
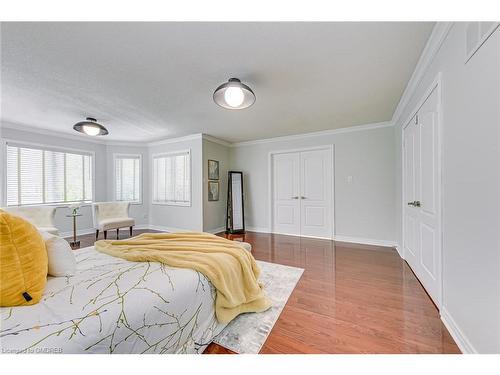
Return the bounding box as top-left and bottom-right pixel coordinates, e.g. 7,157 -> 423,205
347,176 -> 353,184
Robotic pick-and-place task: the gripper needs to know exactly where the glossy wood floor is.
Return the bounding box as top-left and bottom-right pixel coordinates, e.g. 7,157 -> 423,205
70,230 -> 460,354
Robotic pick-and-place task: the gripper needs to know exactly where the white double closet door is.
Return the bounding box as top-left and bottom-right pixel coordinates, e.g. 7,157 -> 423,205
272,148 -> 333,239
403,86 -> 442,308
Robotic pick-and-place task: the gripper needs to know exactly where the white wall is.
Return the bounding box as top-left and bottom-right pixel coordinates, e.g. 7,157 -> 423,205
394,24 -> 500,353
0,124 -> 108,235
105,144 -> 150,226
229,125 -> 397,244
202,138 -> 229,233
148,135 -> 203,232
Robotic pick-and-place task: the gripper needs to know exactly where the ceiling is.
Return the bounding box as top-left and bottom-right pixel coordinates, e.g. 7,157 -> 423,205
0,22 -> 434,143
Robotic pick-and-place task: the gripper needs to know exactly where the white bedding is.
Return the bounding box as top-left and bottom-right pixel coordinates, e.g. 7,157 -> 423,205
0,246 -> 226,354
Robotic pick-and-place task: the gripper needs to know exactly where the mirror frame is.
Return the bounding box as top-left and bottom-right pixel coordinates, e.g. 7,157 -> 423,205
226,171 -> 245,234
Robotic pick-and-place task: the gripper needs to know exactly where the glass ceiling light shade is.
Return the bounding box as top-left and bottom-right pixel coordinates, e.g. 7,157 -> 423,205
73,117 -> 109,136
213,78 -> 256,109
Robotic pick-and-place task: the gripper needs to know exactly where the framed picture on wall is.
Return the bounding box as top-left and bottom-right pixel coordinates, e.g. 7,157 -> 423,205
208,159 -> 219,180
208,181 -> 219,201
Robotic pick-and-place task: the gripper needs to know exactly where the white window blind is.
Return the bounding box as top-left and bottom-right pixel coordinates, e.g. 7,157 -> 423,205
6,143 -> 93,206
115,154 -> 141,202
152,151 -> 190,205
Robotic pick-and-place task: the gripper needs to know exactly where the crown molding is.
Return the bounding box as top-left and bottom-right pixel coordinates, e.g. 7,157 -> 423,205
202,134 -> 232,148
2,120 -> 395,149
105,141 -> 150,148
230,121 -> 394,148
391,22 -> 453,126
147,133 -> 203,147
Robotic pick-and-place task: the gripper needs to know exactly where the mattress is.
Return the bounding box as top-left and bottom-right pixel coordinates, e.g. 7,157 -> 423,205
0,246 -> 226,354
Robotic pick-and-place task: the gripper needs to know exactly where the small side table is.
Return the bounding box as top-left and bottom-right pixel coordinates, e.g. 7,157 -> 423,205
66,213 -> 83,248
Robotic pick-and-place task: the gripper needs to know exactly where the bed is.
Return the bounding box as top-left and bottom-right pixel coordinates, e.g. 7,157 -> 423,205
0,246 -> 227,354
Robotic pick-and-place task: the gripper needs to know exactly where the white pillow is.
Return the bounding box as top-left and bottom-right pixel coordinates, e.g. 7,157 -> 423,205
39,231 -> 77,277
38,230 -> 54,241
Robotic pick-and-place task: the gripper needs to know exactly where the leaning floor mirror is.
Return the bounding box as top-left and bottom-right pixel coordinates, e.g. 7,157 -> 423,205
226,171 -> 245,234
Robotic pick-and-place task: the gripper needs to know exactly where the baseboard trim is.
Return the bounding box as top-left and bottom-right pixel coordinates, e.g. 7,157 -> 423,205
333,235 -> 397,248
394,244 -> 404,258
246,226 -> 271,234
148,224 -> 189,233
440,307 -> 476,354
272,230 -> 332,240
243,228 -> 398,248
205,226 -> 226,234
134,224 -> 150,230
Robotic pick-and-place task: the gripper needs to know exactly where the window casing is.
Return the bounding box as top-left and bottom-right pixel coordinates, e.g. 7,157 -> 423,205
114,154 -> 142,203
152,150 -> 191,206
5,142 -> 93,206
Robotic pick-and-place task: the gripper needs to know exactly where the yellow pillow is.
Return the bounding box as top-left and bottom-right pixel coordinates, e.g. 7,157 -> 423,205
0,209 -> 48,306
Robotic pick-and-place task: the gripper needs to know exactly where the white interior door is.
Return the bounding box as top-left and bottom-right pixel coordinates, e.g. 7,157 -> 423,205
273,152 -> 301,235
403,115 -> 420,272
403,87 -> 441,307
272,148 -> 333,239
300,149 -> 333,238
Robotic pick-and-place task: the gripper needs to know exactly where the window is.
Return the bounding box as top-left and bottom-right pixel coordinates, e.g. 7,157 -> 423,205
6,143 -> 93,206
114,154 -> 141,202
152,150 -> 191,206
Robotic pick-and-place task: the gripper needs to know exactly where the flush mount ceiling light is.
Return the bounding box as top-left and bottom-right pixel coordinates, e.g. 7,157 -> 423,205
73,117 -> 109,136
213,78 -> 256,109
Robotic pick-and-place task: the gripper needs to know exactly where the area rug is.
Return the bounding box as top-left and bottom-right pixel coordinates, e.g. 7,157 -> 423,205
212,260 -> 304,354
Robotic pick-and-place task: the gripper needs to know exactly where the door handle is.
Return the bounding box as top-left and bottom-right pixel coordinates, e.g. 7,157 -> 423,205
407,201 -> 421,207
300,196 -> 306,199
291,196 -> 299,199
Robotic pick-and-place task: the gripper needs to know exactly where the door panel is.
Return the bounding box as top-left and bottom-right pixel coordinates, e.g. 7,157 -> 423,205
420,223 -> 436,279
277,206 -> 296,225
417,87 -> 441,303
273,153 -> 300,235
403,86 -> 441,308
404,117 -> 420,268
302,153 -> 325,200
420,111 -> 436,215
303,206 -> 325,227
300,149 -> 332,238
405,215 -> 416,257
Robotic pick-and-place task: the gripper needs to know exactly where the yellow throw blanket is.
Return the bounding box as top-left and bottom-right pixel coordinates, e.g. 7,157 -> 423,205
94,232 -> 271,323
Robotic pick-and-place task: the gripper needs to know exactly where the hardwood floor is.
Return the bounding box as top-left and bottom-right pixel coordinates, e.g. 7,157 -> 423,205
69,230 -> 460,354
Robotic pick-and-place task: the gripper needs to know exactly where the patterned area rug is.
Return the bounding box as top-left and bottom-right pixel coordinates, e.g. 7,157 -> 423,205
212,260 -> 304,354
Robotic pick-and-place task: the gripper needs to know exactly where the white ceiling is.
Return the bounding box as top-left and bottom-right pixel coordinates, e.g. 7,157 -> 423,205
0,22 -> 434,143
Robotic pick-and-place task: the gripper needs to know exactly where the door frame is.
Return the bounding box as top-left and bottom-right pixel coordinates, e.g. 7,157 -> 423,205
401,73 -> 443,309
268,144 -> 335,240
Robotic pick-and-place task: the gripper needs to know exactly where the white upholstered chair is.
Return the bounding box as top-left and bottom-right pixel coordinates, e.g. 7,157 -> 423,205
2,206 -> 59,235
92,202 -> 135,240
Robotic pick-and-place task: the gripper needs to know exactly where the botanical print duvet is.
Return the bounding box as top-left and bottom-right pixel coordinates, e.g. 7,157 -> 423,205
0,246 -> 226,354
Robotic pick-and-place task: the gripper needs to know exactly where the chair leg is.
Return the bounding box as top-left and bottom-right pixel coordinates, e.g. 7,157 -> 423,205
116,228 -> 119,239
130,226 -> 133,237
104,230 -> 107,240
95,230 -> 99,240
